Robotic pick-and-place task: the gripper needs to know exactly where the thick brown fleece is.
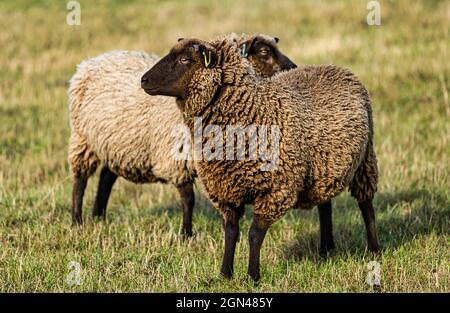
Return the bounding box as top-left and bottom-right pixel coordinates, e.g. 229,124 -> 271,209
177,37 -> 377,224
275,65 -> 378,202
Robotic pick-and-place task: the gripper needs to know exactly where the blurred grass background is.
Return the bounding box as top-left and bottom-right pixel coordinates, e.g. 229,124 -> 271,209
0,0 -> 448,292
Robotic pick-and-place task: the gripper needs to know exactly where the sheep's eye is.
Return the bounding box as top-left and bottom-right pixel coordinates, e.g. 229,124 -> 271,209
258,48 -> 270,56
179,58 -> 190,65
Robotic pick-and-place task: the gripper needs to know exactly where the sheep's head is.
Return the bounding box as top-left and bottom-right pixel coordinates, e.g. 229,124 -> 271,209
238,34 -> 297,77
141,38 -> 219,100
141,35 -> 296,117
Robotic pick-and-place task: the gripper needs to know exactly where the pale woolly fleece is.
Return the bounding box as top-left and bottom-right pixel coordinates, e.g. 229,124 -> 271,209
68,50 -> 195,186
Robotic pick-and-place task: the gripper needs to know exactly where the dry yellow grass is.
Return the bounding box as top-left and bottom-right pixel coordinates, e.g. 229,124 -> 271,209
0,0 -> 448,292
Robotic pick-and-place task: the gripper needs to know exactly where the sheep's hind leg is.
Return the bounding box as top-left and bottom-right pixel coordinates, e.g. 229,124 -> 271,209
220,206 -> 244,279
318,200 -> 335,256
177,183 -> 195,238
248,214 -> 270,282
72,175 -> 88,225
92,166 -> 117,221
358,199 -> 380,254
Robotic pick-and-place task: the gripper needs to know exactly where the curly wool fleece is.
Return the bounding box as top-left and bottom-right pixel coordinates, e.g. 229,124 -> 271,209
176,36 -> 377,224
68,51 -> 196,186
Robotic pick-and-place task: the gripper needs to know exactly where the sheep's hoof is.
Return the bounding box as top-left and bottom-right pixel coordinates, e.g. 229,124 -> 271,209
92,215 -> 106,223
247,273 -> 261,286
370,248 -> 382,260
220,269 -> 233,280
71,216 -> 83,226
181,229 -> 194,240
319,247 -> 336,258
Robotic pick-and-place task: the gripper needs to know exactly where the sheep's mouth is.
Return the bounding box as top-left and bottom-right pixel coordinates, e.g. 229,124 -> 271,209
143,87 -> 160,95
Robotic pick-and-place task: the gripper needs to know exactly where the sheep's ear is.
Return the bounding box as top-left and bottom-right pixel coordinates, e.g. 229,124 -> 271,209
273,37 -> 279,44
240,37 -> 257,58
198,44 -> 217,68
178,38 -> 184,42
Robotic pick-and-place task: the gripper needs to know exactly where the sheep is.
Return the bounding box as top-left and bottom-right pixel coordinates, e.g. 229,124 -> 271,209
67,35 -> 296,238
68,50 -> 197,236
141,35 -> 380,281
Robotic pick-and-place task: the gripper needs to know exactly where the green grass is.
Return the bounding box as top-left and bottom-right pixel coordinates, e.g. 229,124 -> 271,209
0,0 -> 449,292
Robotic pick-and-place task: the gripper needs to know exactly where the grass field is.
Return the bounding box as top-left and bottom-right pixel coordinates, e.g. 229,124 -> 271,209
0,0 -> 449,292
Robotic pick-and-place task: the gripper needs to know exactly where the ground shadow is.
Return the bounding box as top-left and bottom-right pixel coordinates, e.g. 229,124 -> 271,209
282,189 -> 449,262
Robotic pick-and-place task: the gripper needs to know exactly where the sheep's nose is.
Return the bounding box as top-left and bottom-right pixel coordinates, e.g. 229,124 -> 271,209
141,76 -> 149,88
282,57 -> 297,71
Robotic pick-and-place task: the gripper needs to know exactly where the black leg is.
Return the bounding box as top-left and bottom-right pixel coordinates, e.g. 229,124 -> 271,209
72,175 -> 88,225
248,214 -> 270,282
220,207 -> 244,279
318,200 -> 335,256
177,183 -> 195,238
92,166 -> 117,220
358,199 -> 380,254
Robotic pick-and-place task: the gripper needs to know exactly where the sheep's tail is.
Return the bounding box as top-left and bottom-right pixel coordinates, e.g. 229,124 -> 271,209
349,138 -> 378,202
348,85 -> 378,202
67,61 -> 99,178
68,131 -> 99,178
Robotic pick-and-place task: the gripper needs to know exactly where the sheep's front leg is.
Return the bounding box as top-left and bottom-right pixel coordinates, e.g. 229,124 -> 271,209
177,183 -> 195,238
220,206 -> 244,278
318,200 -> 335,256
248,214 -> 270,281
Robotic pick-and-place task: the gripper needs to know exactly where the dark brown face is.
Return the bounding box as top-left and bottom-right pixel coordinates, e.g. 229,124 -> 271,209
141,39 -> 217,99
239,36 -> 297,77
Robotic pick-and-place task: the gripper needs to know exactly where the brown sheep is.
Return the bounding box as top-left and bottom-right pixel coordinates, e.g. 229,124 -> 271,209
141,35 -> 380,281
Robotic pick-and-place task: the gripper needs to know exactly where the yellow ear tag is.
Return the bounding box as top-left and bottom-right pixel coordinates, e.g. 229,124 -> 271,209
203,51 -> 212,68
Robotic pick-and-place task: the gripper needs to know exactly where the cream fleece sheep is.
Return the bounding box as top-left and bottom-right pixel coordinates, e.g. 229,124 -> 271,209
68,51 -> 196,236
69,51 -> 194,185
